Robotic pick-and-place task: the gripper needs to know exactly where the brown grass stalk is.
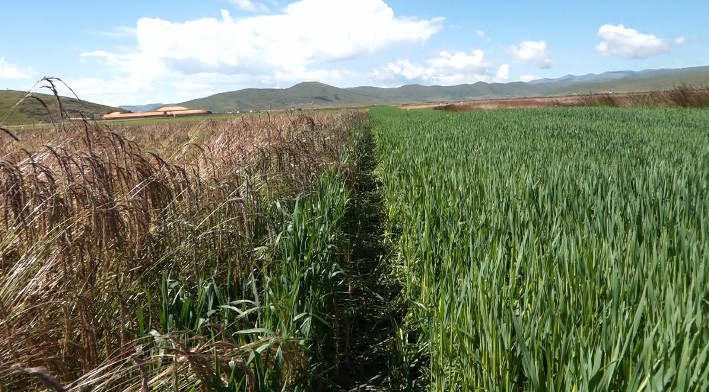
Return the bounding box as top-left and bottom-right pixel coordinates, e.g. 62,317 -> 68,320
1,98 -> 366,389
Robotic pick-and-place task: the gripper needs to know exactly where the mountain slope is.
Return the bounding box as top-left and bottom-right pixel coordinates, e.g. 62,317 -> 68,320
175,66 -> 709,112
0,90 -> 122,125
350,81 -> 540,103
5,65 -> 703,122
180,81 -> 388,112
120,103 -> 164,112
544,66 -> 709,95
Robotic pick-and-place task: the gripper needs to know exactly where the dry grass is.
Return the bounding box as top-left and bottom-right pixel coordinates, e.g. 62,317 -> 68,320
0,82 -> 367,390
573,85 -> 709,108
431,85 -> 709,112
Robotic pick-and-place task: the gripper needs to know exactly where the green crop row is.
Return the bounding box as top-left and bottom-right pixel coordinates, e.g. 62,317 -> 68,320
372,107 -> 709,391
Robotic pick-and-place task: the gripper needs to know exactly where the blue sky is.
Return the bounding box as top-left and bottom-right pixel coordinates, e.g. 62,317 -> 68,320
1,0 -> 706,106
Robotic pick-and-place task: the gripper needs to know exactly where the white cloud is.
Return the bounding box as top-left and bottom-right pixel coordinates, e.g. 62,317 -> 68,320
127,0 -> 441,73
675,36 -> 686,45
475,29 -> 491,42
520,74 -> 537,82
495,64 -> 509,82
376,59 -> 427,81
596,24 -> 669,59
428,50 -> 485,70
0,58 -> 32,79
374,50 -> 493,85
227,0 -> 269,12
78,0 -> 444,104
506,40 -> 553,68
58,76 -> 155,105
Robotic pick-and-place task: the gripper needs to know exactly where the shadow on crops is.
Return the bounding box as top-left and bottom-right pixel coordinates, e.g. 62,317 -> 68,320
333,121 -> 400,391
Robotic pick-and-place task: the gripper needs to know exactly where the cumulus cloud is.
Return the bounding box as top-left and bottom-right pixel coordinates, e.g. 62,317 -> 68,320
506,40 -> 552,68
59,76 -> 157,105
596,24 -> 669,59
227,0 -> 269,12
428,50 -> 485,71
374,50 -> 493,85
101,0 -> 442,75
674,36 -> 686,45
0,58 -> 32,79
380,59 -> 435,81
495,64 -> 509,82
79,0 -> 444,103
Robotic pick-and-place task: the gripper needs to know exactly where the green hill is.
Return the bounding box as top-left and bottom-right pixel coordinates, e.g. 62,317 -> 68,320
177,66 -> 709,113
4,66 -> 706,123
543,66 -> 709,95
0,89 -> 122,126
180,81 -> 388,113
350,81 -> 540,103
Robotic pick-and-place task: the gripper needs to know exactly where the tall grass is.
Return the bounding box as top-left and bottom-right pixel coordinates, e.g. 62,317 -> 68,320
372,107 -> 709,391
576,85 -> 709,108
0,89 -> 369,390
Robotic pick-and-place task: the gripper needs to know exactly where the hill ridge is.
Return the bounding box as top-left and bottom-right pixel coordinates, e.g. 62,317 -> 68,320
0,89 -> 123,126
178,66 -> 709,112
3,65 -> 708,124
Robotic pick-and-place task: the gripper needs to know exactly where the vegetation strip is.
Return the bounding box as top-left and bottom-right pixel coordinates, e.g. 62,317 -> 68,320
0,101 -> 387,390
335,120 -> 398,391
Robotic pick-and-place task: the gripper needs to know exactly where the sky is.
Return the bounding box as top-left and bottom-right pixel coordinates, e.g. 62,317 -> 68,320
0,0 -> 707,106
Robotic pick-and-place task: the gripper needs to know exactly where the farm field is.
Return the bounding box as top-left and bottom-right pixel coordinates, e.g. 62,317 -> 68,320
4,0 -> 709,388
1,103 -> 708,391
399,85 -> 709,111
372,107 -> 709,391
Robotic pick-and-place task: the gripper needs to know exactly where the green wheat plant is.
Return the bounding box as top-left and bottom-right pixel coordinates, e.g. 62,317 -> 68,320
372,107 -> 709,391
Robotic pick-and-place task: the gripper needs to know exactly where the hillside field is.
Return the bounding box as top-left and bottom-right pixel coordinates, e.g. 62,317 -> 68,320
0,105 -> 707,391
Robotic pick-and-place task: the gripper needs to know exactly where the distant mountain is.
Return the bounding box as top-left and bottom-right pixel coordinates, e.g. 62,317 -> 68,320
540,66 -> 709,95
175,66 -> 709,113
120,103 -> 164,112
0,89 -> 123,126
529,71 -> 634,85
349,81 -> 538,102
